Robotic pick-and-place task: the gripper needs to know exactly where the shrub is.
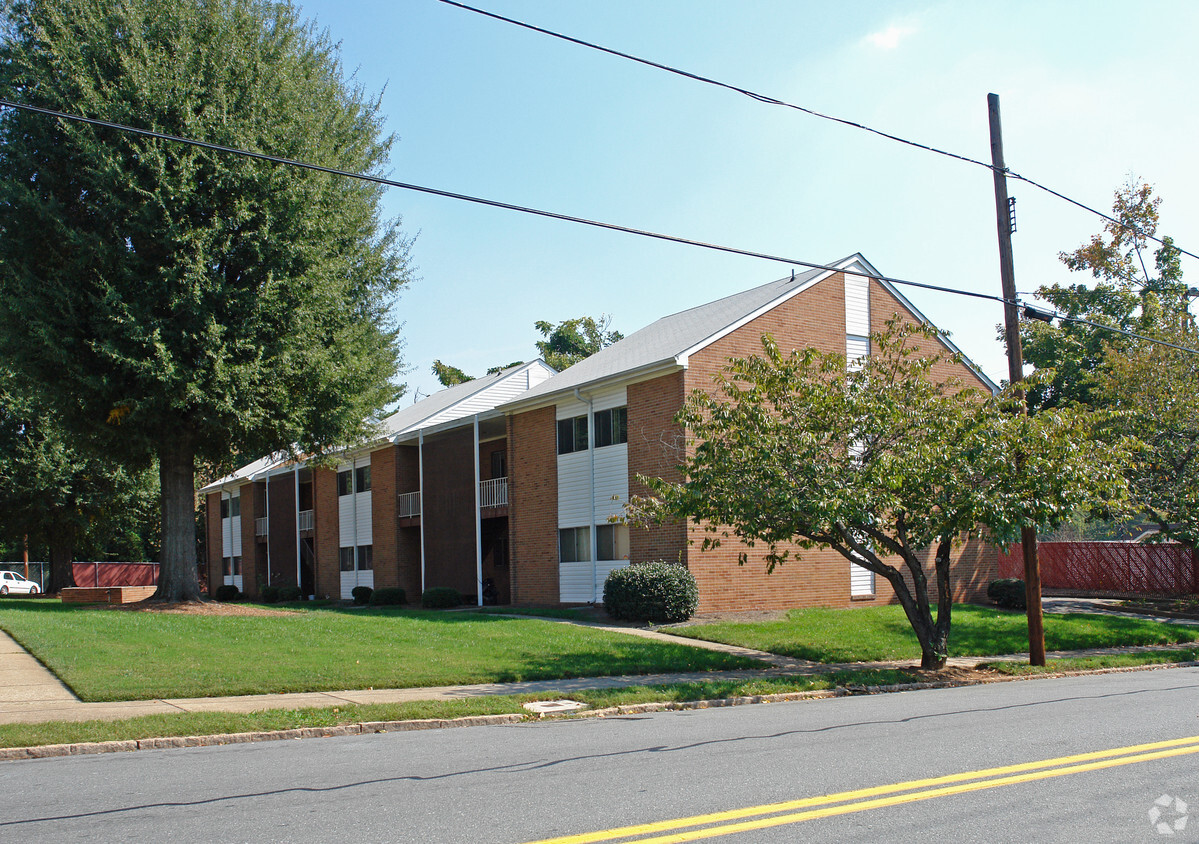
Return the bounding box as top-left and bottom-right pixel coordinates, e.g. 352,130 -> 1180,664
259,585 -> 281,604
988,578 -> 1027,610
369,586 -> 406,606
604,561 -> 699,624
422,587 -> 461,609
213,584 -> 240,602
277,585 -> 303,602
351,585 -> 373,605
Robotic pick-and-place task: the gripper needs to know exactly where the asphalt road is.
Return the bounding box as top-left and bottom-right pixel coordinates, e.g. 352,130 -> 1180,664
3,667 -> 1199,843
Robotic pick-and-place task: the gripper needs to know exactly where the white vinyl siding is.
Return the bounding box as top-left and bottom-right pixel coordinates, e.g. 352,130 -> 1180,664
221,493 -> 243,590
846,335 -> 870,371
556,387 -> 630,602
845,273 -> 871,336
418,365 -> 554,430
850,562 -> 875,597
338,458 -> 372,598
560,560 -> 629,604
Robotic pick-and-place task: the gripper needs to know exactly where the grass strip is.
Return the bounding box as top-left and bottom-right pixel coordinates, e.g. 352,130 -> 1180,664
673,604 -> 1199,663
981,648 -> 1199,675
0,669 -> 914,750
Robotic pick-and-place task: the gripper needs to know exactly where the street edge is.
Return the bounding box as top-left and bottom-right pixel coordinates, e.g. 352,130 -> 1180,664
2,659 -> 1197,762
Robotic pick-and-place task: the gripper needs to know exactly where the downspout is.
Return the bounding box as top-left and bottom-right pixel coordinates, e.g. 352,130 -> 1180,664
474,414 -> 483,607
418,430 -> 426,595
574,388 -> 598,603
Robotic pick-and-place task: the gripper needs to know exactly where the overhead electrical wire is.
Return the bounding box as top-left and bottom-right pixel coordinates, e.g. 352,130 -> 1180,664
0,97 -> 1195,359
436,0 -> 1199,265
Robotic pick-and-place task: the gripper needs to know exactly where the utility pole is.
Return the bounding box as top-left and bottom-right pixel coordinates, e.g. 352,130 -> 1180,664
988,92 -> 1046,666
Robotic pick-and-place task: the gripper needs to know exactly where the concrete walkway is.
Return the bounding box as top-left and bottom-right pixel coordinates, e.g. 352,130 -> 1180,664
0,598 -> 1195,726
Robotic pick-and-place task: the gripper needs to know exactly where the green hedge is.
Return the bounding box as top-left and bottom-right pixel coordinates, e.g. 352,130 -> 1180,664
421,587 -> 461,609
351,586 -> 373,605
987,578 -> 1027,610
603,562 -> 699,624
213,584 -> 240,602
369,587 -> 406,606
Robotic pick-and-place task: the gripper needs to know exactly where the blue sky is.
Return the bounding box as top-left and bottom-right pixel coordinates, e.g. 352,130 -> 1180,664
293,0 -> 1199,402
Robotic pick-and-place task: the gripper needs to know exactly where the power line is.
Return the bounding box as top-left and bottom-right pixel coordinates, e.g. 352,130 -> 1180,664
437,0 -> 1199,265
2,97 -> 1196,360
0,98 -> 1008,301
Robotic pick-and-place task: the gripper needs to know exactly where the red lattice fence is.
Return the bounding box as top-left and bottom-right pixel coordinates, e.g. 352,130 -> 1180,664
999,542 -> 1199,594
71,562 -> 160,588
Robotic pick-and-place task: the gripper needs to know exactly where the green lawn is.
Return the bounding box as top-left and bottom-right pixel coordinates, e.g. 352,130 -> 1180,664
0,602 -> 757,702
672,604 -> 1199,663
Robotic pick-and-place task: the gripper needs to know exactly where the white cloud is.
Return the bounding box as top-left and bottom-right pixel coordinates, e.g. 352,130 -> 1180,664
864,23 -> 917,50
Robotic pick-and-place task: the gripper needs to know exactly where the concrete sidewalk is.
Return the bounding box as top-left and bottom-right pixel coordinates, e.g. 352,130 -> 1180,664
1,599 -> 1196,726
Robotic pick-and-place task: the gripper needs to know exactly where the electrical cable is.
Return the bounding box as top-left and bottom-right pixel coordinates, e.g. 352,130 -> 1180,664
2,97 -> 1196,359
436,0 -> 1199,265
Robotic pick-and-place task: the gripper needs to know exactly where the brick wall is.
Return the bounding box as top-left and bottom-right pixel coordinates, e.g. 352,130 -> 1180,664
674,273 -> 997,612
313,467 -> 339,600
508,407 -> 558,604
267,474 -> 297,589
370,445 -> 399,591
205,492 -> 222,596
627,372 -> 688,565
238,481 -> 261,599
423,429 -> 478,596
395,444 -> 422,598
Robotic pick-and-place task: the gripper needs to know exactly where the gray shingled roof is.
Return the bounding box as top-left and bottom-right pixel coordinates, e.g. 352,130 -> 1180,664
376,362 -> 531,437
504,264 -> 828,406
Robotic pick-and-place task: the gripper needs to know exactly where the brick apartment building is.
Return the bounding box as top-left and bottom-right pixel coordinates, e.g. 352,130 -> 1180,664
203,254 -> 1000,612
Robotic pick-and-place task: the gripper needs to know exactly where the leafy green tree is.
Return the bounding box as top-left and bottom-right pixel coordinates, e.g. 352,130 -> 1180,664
1021,180 -> 1186,410
1097,323 -> 1199,549
628,320 -> 1126,669
0,371 -> 159,590
430,314 -> 621,386
0,0 -> 412,600
535,315 -> 623,370
431,360 -> 474,387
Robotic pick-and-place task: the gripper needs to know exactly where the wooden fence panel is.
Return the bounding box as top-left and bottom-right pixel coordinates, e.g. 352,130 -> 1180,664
999,542 -> 1197,594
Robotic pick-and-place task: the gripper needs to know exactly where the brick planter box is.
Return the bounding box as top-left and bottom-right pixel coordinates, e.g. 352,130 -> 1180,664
60,586 -> 158,604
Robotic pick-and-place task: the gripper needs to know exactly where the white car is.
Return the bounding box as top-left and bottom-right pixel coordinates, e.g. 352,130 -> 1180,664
0,571 -> 39,595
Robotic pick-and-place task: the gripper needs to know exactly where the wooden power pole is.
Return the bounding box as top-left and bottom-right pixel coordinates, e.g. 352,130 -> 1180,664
987,92 -> 1046,666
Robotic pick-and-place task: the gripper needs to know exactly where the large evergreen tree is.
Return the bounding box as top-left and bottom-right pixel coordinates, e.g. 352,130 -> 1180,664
0,0 -> 412,600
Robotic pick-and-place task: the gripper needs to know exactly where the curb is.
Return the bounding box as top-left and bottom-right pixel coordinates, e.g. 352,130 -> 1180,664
3,659 -> 1197,763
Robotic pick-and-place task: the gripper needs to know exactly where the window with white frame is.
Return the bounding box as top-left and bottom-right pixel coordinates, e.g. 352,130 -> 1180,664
559,527 -> 590,562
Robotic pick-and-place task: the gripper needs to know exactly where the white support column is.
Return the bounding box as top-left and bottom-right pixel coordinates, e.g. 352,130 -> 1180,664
351,456 -> 359,591
474,414 -> 483,607
418,430 -> 426,595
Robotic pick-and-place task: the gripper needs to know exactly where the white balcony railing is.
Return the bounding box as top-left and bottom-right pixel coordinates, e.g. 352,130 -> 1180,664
255,517 -> 268,537
480,477 -> 508,509
297,509 -> 314,532
397,491 -> 421,518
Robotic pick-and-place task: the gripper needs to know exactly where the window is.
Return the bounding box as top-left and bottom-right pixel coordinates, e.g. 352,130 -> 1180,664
357,545 -> 373,571
557,415 -> 588,455
594,407 -> 628,448
490,449 -> 507,479
222,556 -> 232,576
220,499 -> 229,519
339,547 -> 355,571
559,526 -> 590,562
355,465 -> 371,493
337,470 -> 352,497
231,555 -> 242,576
596,524 -> 630,560
230,496 -> 241,518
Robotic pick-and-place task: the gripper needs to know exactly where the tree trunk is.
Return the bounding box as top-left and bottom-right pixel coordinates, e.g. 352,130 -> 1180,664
882,565 -> 949,671
153,435 -> 202,602
47,519 -> 77,594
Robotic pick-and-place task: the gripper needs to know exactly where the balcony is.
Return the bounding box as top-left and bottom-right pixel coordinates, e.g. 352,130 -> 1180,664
480,477 -> 508,509
397,491 -> 421,518
297,509 -> 314,533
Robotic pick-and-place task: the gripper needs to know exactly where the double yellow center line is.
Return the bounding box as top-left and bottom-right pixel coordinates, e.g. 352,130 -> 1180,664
521,734 -> 1199,844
